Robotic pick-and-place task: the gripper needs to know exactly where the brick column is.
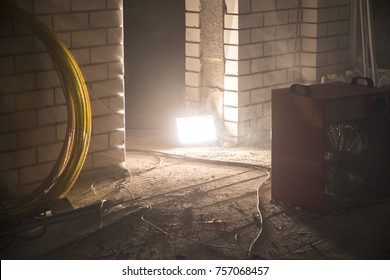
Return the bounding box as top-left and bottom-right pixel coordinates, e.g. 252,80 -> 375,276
188,0 -> 352,147
300,0 -> 351,83
185,0 -> 202,113
224,0 -> 302,147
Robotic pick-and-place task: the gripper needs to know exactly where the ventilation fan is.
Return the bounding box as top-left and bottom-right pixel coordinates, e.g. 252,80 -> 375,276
271,78 -> 390,213
325,122 -> 370,198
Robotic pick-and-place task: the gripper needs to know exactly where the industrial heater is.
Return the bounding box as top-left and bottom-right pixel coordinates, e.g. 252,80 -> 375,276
271,77 -> 390,213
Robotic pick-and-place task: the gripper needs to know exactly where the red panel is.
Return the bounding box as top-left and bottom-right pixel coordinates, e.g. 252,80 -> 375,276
272,90 -> 326,212
271,82 -> 390,213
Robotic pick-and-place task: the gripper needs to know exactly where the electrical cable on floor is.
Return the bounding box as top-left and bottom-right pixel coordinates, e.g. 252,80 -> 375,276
140,200 -> 269,259
98,200 -> 106,229
248,171 -> 270,257
0,217 -> 47,251
91,175 -> 136,200
127,151 -> 164,175
0,201 -> 9,220
127,148 -> 271,258
1,182 -> 112,254
39,192 -> 144,259
127,148 -> 271,170
90,182 -> 104,202
0,236 -> 15,251
33,148 -> 270,259
115,177 -> 136,199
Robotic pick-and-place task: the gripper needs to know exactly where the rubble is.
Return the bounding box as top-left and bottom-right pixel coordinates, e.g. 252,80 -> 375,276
322,59 -> 390,87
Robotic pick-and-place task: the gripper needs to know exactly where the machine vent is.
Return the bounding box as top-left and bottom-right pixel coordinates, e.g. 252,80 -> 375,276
272,79 -> 390,213
325,116 -> 389,201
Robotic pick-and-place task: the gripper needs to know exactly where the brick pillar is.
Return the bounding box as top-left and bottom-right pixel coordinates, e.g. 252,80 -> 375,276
200,0 -> 225,134
224,0 -> 302,147
185,0 -> 225,140
185,0 -> 351,147
300,0 -> 351,83
185,0 -> 202,113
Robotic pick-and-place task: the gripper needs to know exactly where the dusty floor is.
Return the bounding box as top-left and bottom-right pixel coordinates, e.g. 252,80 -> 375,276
1,129 -> 390,260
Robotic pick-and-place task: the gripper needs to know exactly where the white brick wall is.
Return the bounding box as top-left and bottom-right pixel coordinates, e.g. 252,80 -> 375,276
220,0 -> 352,146
300,0 -> 351,83
0,0 -> 125,195
186,0 -> 201,12
222,0 -> 305,146
186,28 -> 201,42
185,0 -> 202,113
183,0 -> 352,147
186,13 -> 200,27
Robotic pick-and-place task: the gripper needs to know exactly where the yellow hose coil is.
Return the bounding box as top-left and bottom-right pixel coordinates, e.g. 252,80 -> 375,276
0,3 -> 92,221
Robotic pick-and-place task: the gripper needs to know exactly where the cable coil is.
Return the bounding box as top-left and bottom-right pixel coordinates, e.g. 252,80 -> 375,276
0,3 -> 91,221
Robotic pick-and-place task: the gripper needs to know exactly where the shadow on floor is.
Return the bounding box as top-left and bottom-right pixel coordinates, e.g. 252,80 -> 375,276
1,129 -> 389,259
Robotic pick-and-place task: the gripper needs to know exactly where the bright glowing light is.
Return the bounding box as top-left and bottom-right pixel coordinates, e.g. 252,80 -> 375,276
117,109 -> 125,115
176,115 -> 217,144
118,92 -> 124,97
116,127 -> 125,132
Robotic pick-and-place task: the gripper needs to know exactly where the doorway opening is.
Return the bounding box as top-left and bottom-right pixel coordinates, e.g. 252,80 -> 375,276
123,0 -> 186,130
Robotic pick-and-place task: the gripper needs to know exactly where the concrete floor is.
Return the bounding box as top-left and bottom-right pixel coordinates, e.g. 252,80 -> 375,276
1,129 -> 390,259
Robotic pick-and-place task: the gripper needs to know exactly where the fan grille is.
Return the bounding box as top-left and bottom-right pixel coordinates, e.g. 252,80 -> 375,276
325,115 -> 390,200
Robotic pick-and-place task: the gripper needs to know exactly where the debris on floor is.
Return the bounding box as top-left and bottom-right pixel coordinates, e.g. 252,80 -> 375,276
1,142 -> 390,260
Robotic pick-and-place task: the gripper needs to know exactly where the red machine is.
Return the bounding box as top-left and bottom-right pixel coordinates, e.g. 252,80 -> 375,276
271,77 -> 390,213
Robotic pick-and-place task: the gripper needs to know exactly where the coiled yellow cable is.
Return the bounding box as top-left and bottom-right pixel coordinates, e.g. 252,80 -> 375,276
0,3 -> 91,221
